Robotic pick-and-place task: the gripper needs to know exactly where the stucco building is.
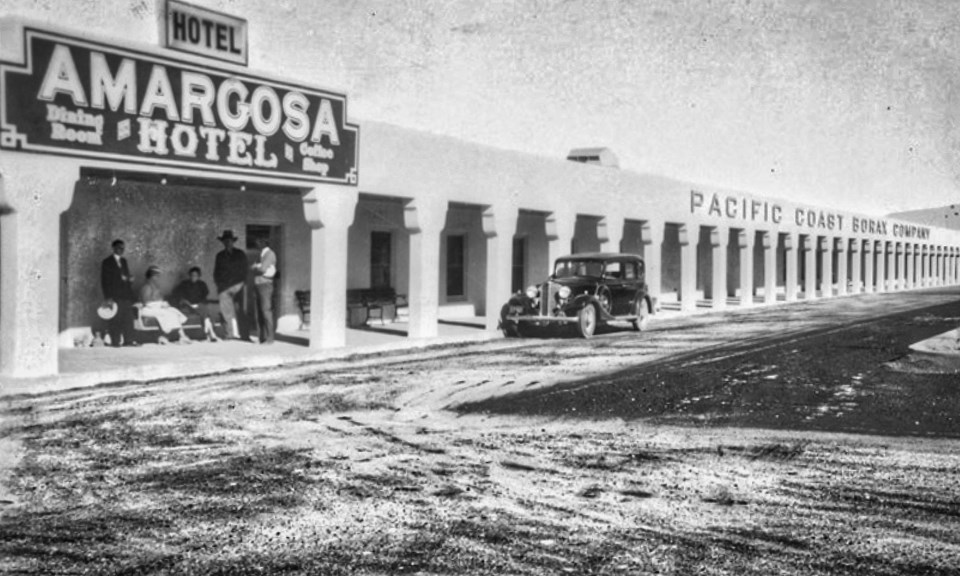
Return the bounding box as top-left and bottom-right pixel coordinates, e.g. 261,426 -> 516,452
2,14 -> 960,380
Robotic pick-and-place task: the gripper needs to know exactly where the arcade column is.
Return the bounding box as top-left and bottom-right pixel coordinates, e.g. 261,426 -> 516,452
482,205 -> 519,331
302,185 -> 359,349
403,197 -> 448,339
640,221 -> 664,308
710,225 -> 728,309
803,235 -> 817,299
875,241 -> 887,292
849,239 -> 861,295
863,240 -> 879,294
897,242 -> 906,290
0,155 -> 81,377
784,233 -> 798,302
819,236 -> 833,298
545,210 -> 576,270
762,231 -> 777,304
905,243 -> 914,290
737,229 -> 755,307
935,246 -> 943,286
919,245 -> 927,287
887,242 -> 903,291
678,223 -> 697,312
598,215 -> 624,253
834,237 -> 847,296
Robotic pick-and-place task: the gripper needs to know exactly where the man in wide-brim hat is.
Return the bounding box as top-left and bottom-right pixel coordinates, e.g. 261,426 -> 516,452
213,229 -> 249,340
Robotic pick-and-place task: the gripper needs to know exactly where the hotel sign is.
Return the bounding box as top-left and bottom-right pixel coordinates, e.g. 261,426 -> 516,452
0,29 -> 359,185
164,1 -> 248,66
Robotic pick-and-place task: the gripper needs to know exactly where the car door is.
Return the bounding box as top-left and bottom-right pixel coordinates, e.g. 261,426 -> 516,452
622,259 -> 644,313
602,260 -> 631,315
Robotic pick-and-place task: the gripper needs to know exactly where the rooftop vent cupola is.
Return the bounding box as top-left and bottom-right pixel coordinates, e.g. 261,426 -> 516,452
566,147 -> 619,169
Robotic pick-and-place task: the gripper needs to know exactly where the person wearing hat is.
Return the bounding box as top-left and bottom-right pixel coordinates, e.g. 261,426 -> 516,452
213,230 -> 250,340
100,239 -> 140,347
139,265 -> 192,345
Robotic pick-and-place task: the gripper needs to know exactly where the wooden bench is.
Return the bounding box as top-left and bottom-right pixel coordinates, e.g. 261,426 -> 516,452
294,288 -> 408,329
132,301 -> 222,342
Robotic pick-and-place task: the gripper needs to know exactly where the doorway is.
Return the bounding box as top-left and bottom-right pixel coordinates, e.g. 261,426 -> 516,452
370,231 -> 392,288
245,223 -> 283,338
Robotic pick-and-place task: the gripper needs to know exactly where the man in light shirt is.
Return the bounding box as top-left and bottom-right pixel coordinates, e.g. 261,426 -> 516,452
251,237 -> 277,344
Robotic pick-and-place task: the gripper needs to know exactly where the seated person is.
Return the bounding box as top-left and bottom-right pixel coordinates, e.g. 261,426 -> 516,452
173,266 -> 220,342
139,265 -> 192,345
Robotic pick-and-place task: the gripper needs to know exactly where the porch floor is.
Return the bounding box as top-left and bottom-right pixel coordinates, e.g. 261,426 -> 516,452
3,317 -> 490,396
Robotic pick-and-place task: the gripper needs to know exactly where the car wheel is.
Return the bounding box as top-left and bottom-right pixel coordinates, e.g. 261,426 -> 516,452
576,305 -> 597,339
500,303 -> 520,337
631,297 -> 650,331
502,321 -> 520,338
597,286 -> 613,314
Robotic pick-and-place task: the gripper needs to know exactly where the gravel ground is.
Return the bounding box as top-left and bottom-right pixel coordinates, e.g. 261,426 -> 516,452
1,290 -> 959,575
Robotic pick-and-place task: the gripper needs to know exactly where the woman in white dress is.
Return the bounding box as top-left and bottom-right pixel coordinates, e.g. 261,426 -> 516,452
139,266 -> 192,345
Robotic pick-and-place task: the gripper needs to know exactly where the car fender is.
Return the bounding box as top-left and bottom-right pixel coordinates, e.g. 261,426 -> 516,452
566,294 -> 606,318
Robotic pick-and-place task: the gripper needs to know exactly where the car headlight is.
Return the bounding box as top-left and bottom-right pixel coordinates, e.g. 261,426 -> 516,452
525,285 -> 540,299
558,286 -> 571,299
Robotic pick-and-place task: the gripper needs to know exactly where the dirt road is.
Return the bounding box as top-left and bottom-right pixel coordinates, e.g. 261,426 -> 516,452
1,289 -> 959,575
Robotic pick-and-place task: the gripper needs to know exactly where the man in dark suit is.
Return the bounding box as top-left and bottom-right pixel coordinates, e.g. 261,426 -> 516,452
100,239 -> 140,347
213,230 -> 250,340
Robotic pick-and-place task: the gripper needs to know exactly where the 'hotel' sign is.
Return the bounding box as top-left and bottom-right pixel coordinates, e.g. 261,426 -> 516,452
164,0 -> 248,66
0,28 -> 359,185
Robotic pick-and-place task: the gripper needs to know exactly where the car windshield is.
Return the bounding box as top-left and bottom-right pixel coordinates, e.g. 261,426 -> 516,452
554,259 -> 604,278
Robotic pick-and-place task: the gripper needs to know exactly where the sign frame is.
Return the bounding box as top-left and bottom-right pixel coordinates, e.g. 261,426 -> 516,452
0,26 -> 359,186
164,0 -> 249,67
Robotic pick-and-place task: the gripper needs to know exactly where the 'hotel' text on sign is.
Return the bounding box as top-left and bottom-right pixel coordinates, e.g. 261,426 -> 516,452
165,0 -> 248,66
0,29 -> 359,185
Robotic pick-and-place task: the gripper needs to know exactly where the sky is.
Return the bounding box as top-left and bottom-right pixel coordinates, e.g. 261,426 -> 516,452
5,0 -> 960,216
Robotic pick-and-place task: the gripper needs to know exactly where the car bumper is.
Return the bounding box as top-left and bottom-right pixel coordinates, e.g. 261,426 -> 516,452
506,314 -> 578,324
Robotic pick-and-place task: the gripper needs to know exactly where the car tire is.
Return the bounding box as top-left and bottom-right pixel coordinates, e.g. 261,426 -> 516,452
597,286 -> 613,314
576,304 -> 597,339
631,297 -> 650,331
500,303 -> 520,337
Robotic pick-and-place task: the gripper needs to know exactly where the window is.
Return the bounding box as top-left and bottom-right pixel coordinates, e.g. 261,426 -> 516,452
603,261 -> 623,279
512,237 -> 526,293
446,234 -> 466,297
370,231 -> 392,288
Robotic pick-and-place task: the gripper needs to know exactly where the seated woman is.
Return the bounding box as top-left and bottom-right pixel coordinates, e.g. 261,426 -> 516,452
173,266 -> 220,342
139,265 -> 192,345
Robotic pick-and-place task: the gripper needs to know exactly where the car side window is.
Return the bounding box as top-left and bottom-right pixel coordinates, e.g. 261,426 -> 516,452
603,261 -> 622,279
623,262 -> 637,280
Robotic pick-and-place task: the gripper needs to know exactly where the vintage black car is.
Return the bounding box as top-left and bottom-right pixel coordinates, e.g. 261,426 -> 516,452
500,252 -> 654,338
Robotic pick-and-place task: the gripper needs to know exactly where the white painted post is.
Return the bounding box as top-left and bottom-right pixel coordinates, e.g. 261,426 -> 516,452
403,198 -> 448,339
785,233 -> 799,302
546,210 -> 576,271
849,239 -> 862,295
483,205 -> 519,331
863,240 -> 874,294
835,237 -> 847,296
679,223 -> 697,312
640,221 -> 664,309
302,186 -> 359,349
804,235 -> 818,299
903,244 -> 919,290
738,229 -> 755,307
598,215 -> 624,253
710,226 -> 728,309
0,155 -> 81,377
819,236 -> 833,298
763,231 -> 777,304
